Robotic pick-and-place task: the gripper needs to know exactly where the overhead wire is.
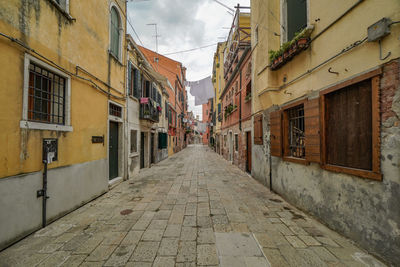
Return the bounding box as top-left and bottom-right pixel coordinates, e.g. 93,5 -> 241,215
116,1 -> 144,46
162,43 -> 218,56
0,32 -> 125,100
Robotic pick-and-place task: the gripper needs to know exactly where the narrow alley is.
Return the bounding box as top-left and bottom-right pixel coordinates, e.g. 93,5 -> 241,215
0,145 -> 385,267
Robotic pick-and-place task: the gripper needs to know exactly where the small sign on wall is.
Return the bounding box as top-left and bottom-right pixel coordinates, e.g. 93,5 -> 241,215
92,135 -> 104,145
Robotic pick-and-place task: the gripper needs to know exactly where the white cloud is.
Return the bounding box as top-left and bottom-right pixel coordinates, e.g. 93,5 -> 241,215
127,0 -> 250,120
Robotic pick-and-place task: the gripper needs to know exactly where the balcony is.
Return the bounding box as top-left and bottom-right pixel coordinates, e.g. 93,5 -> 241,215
140,98 -> 159,123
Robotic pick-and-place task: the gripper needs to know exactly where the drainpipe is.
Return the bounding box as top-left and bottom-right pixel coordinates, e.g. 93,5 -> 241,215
269,152 -> 273,192
37,145 -> 50,228
239,70 -> 242,131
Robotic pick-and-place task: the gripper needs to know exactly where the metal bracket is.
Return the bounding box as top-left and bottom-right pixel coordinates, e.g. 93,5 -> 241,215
37,189 -> 44,198
328,67 -> 339,75
379,39 -> 391,60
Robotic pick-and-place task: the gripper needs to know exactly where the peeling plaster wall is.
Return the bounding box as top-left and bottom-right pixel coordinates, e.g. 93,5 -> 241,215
268,60 -> 400,265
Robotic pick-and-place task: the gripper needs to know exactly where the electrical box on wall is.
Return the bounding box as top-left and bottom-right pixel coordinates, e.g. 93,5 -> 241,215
368,18 -> 391,42
43,139 -> 58,163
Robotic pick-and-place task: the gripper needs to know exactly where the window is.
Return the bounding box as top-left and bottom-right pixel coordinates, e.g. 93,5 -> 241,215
158,132 -> 168,149
285,104 -> 305,158
109,103 -> 122,118
21,54 -> 72,131
165,101 -> 168,119
235,134 -> 239,152
110,6 -> 121,59
130,130 -> 137,153
320,72 -> 381,180
27,62 -> 66,125
254,114 -> 263,145
128,61 -> 141,98
283,0 -> 307,42
270,69 -> 381,180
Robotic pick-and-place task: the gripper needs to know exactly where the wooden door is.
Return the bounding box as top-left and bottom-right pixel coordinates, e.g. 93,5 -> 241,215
246,131 -> 252,173
109,122 -> 119,180
140,132 -> 145,169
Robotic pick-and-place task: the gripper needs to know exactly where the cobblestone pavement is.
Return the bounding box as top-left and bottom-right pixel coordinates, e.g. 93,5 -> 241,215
0,145 -> 386,267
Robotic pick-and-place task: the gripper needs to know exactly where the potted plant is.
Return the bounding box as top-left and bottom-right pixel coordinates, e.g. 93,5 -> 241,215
297,37 -> 308,48
282,41 -> 291,60
269,50 -> 277,63
289,40 -> 298,57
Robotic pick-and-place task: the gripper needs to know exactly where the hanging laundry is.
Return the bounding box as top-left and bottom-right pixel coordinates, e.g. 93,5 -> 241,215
186,76 -> 215,106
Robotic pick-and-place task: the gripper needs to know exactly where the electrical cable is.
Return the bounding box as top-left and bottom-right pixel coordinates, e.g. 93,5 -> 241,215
116,1 -> 144,46
0,31 -> 125,100
163,43 -> 218,56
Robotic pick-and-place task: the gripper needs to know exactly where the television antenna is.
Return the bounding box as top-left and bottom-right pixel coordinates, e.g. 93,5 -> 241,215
146,23 -> 161,54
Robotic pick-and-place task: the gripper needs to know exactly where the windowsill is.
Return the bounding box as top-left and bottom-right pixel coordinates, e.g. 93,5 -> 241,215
283,156 -> 308,165
47,0 -> 75,21
109,52 -> 123,66
129,152 -> 139,158
322,164 -> 382,181
129,95 -> 139,102
20,120 -> 73,132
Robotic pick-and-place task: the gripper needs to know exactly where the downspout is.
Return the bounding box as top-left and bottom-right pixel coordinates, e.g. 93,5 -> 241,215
269,152 -> 273,192
125,57 -> 129,180
37,144 -> 50,228
42,155 -> 48,228
239,70 -> 242,131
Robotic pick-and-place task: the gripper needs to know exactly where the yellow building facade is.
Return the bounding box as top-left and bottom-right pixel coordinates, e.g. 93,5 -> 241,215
251,0 -> 400,264
212,42 -> 226,154
0,0 -> 127,250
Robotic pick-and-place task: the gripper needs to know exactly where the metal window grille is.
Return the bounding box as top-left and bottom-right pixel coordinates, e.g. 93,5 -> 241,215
28,63 -> 66,125
287,105 -> 305,158
109,103 -> 122,118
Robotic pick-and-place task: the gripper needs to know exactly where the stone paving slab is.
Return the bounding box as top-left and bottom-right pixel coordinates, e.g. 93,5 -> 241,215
0,145 -> 387,266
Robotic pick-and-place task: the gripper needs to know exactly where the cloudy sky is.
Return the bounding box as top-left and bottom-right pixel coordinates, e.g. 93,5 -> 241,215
127,0 -> 250,120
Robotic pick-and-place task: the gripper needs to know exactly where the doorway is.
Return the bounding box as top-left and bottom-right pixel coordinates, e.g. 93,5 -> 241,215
109,121 -> 119,180
140,132 -> 145,169
150,133 -> 155,164
229,131 -> 233,162
246,131 -> 252,173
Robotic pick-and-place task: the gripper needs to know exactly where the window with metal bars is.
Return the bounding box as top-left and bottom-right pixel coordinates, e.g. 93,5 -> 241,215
286,105 -> 305,158
28,63 -> 66,125
109,103 -> 122,118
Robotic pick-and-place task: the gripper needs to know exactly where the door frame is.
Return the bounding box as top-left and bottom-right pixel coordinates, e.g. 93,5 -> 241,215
107,100 -> 124,183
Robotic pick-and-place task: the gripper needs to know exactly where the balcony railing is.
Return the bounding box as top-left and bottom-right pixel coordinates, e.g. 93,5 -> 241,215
140,97 -> 159,122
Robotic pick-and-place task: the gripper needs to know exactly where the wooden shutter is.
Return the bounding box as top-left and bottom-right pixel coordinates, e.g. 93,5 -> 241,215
270,110 -> 282,157
127,61 -> 132,96
134,70 -> 141,98
304,98 -> 321,163
254,114 -> 263,145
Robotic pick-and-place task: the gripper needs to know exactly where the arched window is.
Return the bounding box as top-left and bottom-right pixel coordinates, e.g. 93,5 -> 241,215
110,6 -> 120,58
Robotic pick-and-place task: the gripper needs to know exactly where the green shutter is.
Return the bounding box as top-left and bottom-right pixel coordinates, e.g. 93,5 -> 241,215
135,70 -> 141,98
110,7 -> 120,57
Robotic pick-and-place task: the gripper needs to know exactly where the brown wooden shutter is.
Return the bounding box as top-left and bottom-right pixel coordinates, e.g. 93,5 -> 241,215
270,110 -> 282,157
304,98 -> 321,163
254,114 -> 263,145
